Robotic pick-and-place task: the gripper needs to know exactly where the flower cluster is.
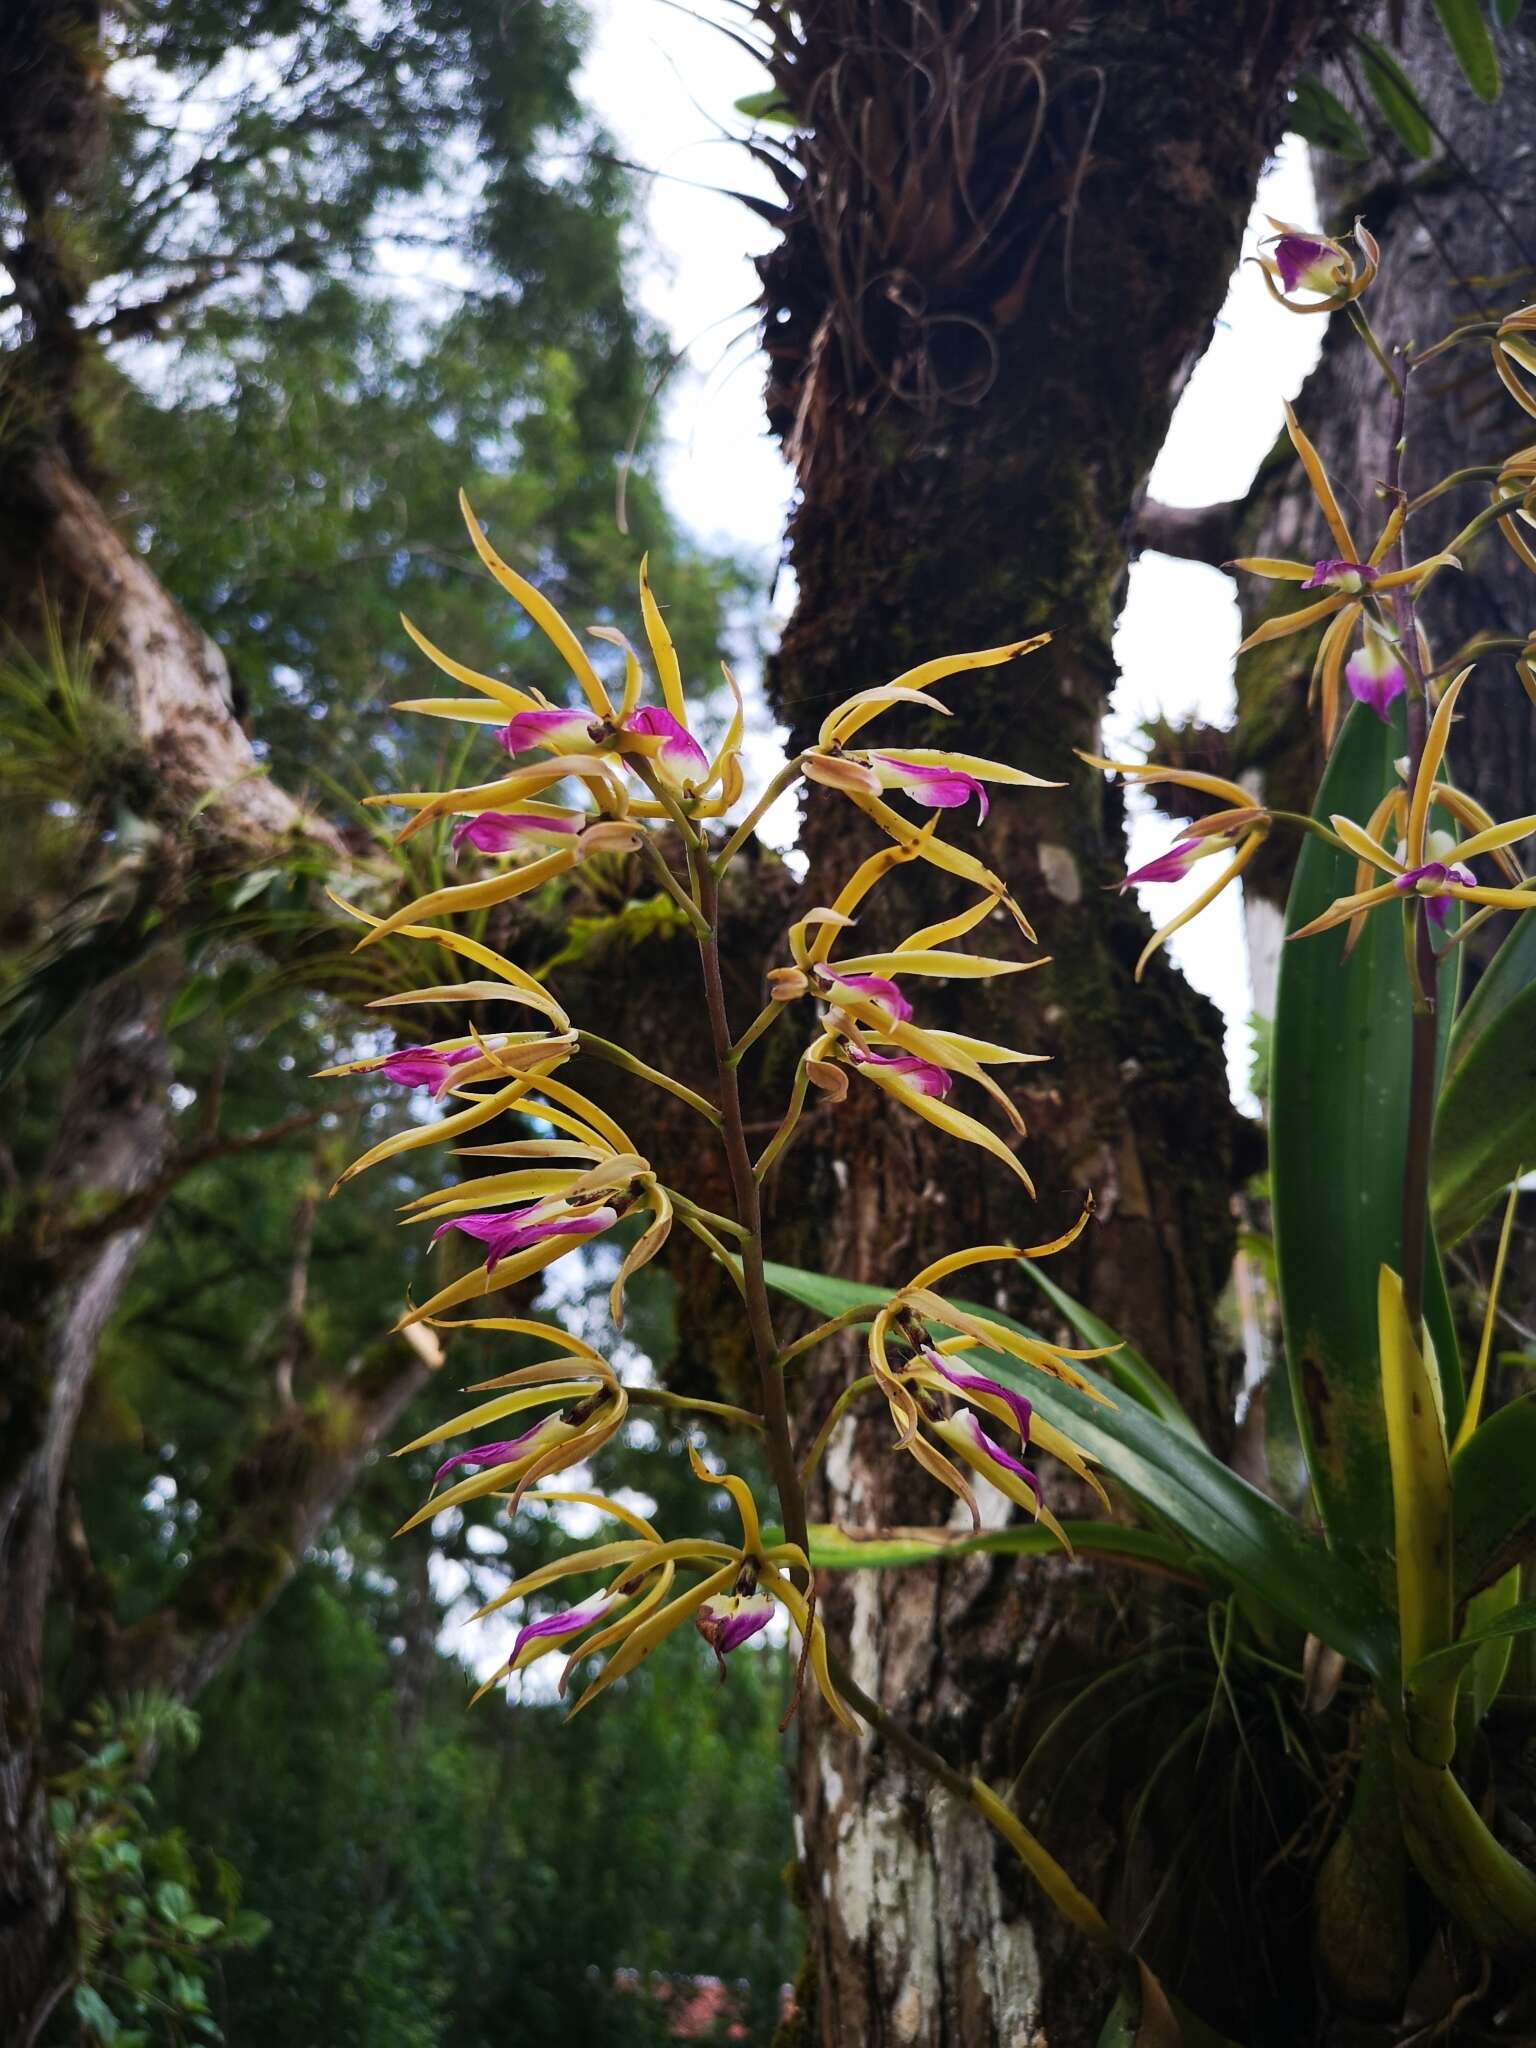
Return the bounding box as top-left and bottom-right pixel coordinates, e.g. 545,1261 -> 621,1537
320,489 -> 1090,1721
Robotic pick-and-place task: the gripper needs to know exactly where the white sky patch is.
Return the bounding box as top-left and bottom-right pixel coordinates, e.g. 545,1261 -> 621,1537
579,10 -> 1322,1099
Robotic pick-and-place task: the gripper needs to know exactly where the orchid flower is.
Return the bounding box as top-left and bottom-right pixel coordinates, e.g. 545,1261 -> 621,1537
451,809 -> 585,857
465,1453 -> 857,1728
856,1214 -> 1111,1546
1344,621 -> 1409,722
1288,670 -> 1536,943
1228,405 -> 1459,742
1079,752 -> 1269,980
393,1342 -> 630,1530
396,1082 -> 673,1328
1255,215 -> 1379,312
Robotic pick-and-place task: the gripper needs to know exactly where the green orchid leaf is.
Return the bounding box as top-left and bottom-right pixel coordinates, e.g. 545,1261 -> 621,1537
1432,910 -> 1536,1246
1452,1393 -> 1536,1600
1018,1260 -> 1201,1441
803,1519 -> 1202,1580
1271,701 -> 1461,1597
767,1261 -> 1396,1680
1408,1597 -> 1536,1688
1430,0 -> 1501,101
1357,36 -> 1435,158
1288,73 -> 1371,160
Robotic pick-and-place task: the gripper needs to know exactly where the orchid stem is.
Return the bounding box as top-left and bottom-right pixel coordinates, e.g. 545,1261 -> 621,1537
694,861 -> 811,1577
776,1303 -> 880,1371
577,1031 -> 722,1129
727,999 -> 787,1067
1384,360 -> 1437,1341
713,760 -> 805,874
639,835 -> 711,939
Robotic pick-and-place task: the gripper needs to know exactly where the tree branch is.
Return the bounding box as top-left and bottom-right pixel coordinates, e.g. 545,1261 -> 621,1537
1131,496 -> 1244,568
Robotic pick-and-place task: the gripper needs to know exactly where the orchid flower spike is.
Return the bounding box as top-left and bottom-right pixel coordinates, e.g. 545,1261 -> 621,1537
1227,406 -> 1459,743
393,1346 -> 631,1531
1288,669 -> 1536,945
466,1452 -> 858,1729
1079,752 -> 1269,980
1255,216 -> 1379,312
857,1212 -> 1111,1545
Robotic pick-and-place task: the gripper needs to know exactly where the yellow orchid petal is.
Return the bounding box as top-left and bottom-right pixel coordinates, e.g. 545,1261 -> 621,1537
830,948 -> 1030,980
856,1062 -> 1035,1191
400,1169 -> 582,1215
1373,554 -> 1461,591
851,795 -> 1036,941
1452,813 -> 1536,862
637,554 -> 687,722
332,1065 -> 562,1190
865,748 -> 1062,790
587,624 -> 644,722
394,1433 -> 582,1535
1284,401 -> 1359,562
1076,752 -> 1253,812
1133,832 -> 1265,983
898,894 -> 1007,952
325,890 -> 570,1027
566,1563 -> 738,1719
460,490 -> 613,717
399,611 -> 539,712
820,636 -> 1049,750
422,1319 -> 607,1368
1409,667 -> 1472,864
1287,881 -> 1402,943
1235,592 -> 1349,654
698,662 -> 745,797
468,1541 -> 654,1623
396,1227 -> 603,1328
354,849 -> 582,949
1443,883 -> 1536,910
389,759 -> 619,845
392,697 -> 513,724
609,1188 -> 673,1329
758,1565 -> 860,1733
687,1444 -> 764,1556
1328,814 -> 1403,876
394,1383 -> 596,1458
1367,496 -> 1407,569
523,1073 -> 636,1155
918,1029 -> 1049,1067
1226,557 -> 1318,581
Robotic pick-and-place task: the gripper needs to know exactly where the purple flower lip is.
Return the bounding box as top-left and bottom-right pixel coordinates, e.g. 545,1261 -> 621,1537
378,1045 -> 481,1093
869,754 -> 989,821
452,811 -> 582,855
957,1409 -> 1042,1505
1343,637 -> 1407,723
846,1047 -> 953,1097
696,1591 -> 775,1670
498,708 -> 604,756
1121,839 -> 1205,890
928,1352 -> 1033,1444
1302,559 -> 1379,592
624,706 -> 709,785
433,1414 -> 557,1484
811,966 -> 914,1022
1274,235 -> 1338,295
511,1595 -> 616,1666
430,1201 -> 619,1272
1393,859 -> 1474,925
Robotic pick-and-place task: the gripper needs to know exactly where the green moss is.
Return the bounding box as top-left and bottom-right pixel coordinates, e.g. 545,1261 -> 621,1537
537,892 -> 691,978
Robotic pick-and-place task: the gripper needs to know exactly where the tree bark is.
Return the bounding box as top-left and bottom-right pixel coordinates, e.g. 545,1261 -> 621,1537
0,981 -> 172,2043
753,5 -> 1339,2040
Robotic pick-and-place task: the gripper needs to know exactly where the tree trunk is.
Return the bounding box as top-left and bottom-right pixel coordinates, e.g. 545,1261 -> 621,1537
1228,12 -> 1536,958
754,6 -> 1338,2040
0,981 -> 172,2043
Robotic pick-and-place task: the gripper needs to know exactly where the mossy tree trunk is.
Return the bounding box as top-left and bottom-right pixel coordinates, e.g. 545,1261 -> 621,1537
749,5 -> 1339,2040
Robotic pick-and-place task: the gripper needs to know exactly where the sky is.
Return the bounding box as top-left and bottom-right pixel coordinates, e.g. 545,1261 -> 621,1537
577,0 -> 1324,1103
